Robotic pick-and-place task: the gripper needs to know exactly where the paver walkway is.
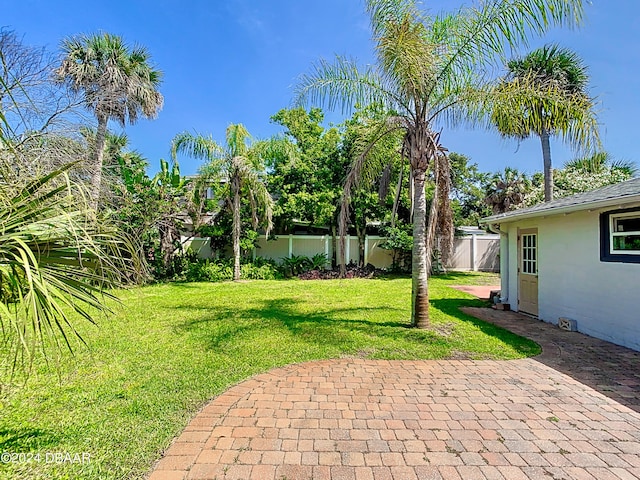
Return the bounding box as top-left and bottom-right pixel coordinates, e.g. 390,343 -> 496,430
149,309 -> 640,480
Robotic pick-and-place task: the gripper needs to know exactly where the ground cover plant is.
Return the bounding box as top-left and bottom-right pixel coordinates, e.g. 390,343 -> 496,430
0,273 -> 539,479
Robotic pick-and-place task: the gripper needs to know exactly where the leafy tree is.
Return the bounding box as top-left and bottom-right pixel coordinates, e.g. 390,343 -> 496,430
491,44 -> 599,202
110,150 -> 191,280
379,222 -> 412,271
269,106 -> 399,267
448,152 -> 491,226
56,33 -> 163,209
172,125 -> 274,281
339,105 -> 402,265
524,162 -> 634,206
296,0 -> 585,328
268,107 -> 343,234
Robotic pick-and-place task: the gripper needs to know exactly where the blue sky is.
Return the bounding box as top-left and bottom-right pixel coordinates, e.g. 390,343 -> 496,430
4,1 -> 640,176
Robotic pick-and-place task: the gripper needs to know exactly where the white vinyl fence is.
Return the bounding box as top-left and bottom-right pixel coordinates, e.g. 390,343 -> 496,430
183,232 -> 499,272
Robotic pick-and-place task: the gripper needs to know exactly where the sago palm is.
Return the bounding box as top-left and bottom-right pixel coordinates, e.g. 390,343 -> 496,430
492,44 -> 599,201
56,32 -> 163,209
171,125 -> 274,281
296,0 -> 586,328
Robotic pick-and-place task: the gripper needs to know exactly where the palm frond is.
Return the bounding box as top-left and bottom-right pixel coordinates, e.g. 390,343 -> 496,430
425,0 -> 585,120
489,73 -> 600,153
242,172 -> 274,236
171,131 -> 225,170
295,55 -> 406,115
0,165 -> 135,374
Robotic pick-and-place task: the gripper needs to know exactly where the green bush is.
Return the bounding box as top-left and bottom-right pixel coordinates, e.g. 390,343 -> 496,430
182,256 -> 282,282
240,263 -> 283,280
280,254 -> 311,276
184,260 -> 233,282
379,224 -> 413,272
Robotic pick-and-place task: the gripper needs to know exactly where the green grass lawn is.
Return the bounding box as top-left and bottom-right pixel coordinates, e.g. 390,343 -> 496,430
0,273 -> 539,479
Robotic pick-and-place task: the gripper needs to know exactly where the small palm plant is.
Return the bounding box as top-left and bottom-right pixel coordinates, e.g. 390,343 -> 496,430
0,163 -> 137,375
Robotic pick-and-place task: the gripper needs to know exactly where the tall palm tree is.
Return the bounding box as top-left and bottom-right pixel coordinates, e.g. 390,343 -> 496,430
492,44 -> 599,202
56,33 -> 163,209
296,0 -> 585,328
171,125 -> 274,281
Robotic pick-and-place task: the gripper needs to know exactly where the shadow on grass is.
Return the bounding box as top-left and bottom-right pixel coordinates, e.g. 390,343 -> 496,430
430,298 -> 541,357
171,297 -> 419,352
0,427 -> 62,451
170,292 -> 536,359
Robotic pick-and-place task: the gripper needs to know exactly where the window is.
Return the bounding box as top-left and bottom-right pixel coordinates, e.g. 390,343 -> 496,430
600,208 -> 640,263
521,233 -> 537,274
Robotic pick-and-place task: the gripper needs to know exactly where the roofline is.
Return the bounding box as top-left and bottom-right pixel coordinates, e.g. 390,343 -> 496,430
481,194 -> 640,225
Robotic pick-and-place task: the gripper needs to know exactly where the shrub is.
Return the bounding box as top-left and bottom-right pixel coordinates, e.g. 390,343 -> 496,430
298,263 -> 380,280
240,263 -> 283,280
280,254 -> 311,276
379,224 -> 413,272
184,260 -> 233,282
182,256 -> 282,282
309,253 -> 329,270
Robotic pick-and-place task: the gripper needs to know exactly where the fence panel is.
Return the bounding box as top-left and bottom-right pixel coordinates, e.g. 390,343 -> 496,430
184,233 -> 499,272
476,237 -> 500,271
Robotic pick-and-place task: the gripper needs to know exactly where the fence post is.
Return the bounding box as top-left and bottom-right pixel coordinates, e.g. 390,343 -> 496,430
345,235 -> 350,264
288,234 -> 293,258
324,236 -> 329,269
472,233 -> 478,271
364,235 -> 369,266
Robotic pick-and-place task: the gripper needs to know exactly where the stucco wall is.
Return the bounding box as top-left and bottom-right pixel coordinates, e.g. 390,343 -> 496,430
503,209 -> 640,351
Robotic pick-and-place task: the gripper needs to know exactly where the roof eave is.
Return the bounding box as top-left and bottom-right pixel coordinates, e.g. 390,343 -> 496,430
481,194 -> 640,225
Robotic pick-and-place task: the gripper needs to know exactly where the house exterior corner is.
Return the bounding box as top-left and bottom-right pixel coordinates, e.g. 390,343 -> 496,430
492,207 -> 640,351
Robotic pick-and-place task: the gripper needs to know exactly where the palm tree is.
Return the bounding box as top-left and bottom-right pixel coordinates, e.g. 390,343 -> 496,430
56,32 -> 163,209
484,167 -> 532,215
171,125 -> 274,281
296,0 -> 586,328
492,44 -> 599,202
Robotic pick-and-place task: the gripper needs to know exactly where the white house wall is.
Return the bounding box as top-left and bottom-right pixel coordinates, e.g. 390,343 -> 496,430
505,210 -> 640,351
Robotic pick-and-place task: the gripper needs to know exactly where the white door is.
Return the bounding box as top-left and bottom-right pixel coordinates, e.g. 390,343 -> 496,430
518,229 -> 538,316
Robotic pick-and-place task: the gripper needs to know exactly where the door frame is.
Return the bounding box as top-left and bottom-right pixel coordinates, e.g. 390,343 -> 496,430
517,227 -> 539,316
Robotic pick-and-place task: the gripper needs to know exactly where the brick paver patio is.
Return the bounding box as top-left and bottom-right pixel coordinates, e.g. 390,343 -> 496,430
149,307 -> 640,480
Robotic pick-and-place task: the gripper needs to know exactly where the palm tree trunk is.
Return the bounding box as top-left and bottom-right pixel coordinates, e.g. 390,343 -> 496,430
90,113 -> 108,210
540,130 -> 553,202
356,223 -> 365,267
232,175 -> 241,281
411,169 -> 429,328
331,224 -> 337,268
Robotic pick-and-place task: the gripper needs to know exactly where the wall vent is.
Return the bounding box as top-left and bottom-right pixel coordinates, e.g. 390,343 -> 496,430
558,317 -> 578,332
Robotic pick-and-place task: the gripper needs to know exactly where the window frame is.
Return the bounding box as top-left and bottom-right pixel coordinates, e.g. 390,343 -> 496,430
520,232 -> 538,275
600,207 -> 640,263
